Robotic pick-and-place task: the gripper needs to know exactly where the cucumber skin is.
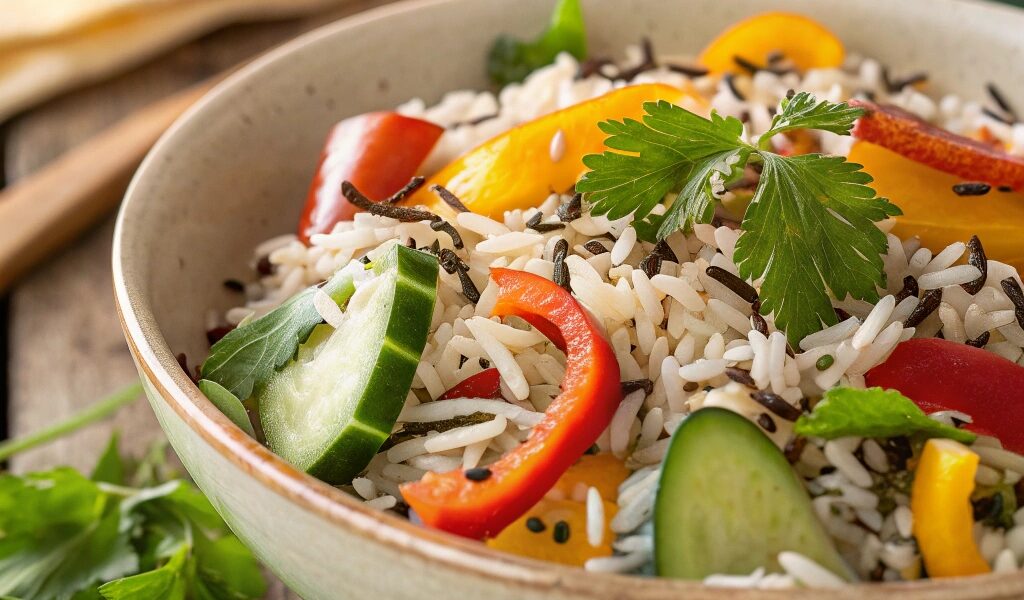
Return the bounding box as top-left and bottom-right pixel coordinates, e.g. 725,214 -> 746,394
654,407 -> 853,581
277,245 -> 439,484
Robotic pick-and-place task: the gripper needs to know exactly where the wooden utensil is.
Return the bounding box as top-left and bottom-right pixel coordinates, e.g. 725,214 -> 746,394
0,78 -> 216,294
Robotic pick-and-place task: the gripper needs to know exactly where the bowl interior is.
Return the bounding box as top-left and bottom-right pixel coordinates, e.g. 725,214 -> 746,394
115,0 -> 1024,596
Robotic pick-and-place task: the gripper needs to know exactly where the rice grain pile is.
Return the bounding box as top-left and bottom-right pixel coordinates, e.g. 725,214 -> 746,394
215,46 -> 1024,585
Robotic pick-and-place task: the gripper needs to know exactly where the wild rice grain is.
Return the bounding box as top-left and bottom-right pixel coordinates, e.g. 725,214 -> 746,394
757,413 -> 778,433
904,289 -> 942,327
706,266 -> 759,303
952,182 -> 992,196
621,379 -> 655,395
553,239 -> 571,291
962,235 -> 988,295
966,331 -> 991,348
725,367 -> 756,387
431,184 -> 470,212
583,240 -> 609,255
751,390 -> 803,421
893,275 -> 919,304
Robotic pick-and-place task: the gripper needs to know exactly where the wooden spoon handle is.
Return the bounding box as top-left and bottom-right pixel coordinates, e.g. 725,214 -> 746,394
0,78 -> 215,294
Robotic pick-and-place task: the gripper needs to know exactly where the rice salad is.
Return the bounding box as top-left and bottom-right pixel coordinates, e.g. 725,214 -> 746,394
193,2 -> 1024,590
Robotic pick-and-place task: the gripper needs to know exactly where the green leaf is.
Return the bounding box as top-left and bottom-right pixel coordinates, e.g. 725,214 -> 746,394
577,101 -> 748,227
760,92 -> 865,143
487,0 -> 587,86
190,534 -> 266,600
99,546 -> 188,600
794,387 -> 977,443
91,433 -> 126,485
657,148 -> 751,239
197,380 -> 256,437
201,270 -> 355,399
734,152 -> 901,345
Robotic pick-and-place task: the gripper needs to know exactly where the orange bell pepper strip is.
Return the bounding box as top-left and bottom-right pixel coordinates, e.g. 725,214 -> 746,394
401,268 -> 622,539
298,112 -> 444,243
403,83 -> 696,219
698,12 -> 844,74
911,438 -> 992,578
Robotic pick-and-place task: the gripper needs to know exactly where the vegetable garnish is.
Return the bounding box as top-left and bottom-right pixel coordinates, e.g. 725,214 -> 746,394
866,338 -> 1024,453
487,0 -> 587,86
911,439 -> 992,578
200,269 -> 355,400
793,386 -> 976,444
0,435 -> 265,600
576,92 -> 901,344
401,268 -> 621,539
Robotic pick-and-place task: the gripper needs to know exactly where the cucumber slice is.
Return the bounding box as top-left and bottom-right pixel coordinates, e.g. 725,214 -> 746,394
258,244 -> 438,484
654,407 -> 853,581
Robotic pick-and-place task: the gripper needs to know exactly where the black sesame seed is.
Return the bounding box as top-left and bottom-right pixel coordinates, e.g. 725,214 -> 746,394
998,185 -> 1014,193
223,279 -> 245,293
703,385 -> 715,393
815,354 -> 835,371
786,88 -> 796,100
359,255 -> 372,265
464,467 -> 492,482
553,520 -> 570,544
479,357 -> 491,369
526,517 -> 546,533
819,465 -> 837,476
757,413 -> 777,433
952,182 -> 992,196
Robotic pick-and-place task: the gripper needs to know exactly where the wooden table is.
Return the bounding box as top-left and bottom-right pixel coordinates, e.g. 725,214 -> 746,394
0,2 -> 390,597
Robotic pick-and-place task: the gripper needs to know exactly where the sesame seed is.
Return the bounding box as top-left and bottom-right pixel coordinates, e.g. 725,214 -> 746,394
553,520 -> 570,544
526,517 -> 546,533
952,182 -> 992,196
464,467 -> 492,482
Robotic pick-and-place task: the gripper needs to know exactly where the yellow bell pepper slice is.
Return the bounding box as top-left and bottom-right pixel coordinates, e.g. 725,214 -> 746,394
698,12 -> 845,74
911,438 -> 991,578
406,83 -> 700,219
486,453 -> 628,566
850,141 -> 1024,273
486,497 -> 618,566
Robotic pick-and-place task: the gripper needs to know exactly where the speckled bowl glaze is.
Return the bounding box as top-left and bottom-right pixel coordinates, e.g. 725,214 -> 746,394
114,0 -> 1024,597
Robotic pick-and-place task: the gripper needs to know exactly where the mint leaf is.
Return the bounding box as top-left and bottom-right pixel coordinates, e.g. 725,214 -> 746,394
795,387 -> 977,443
196,380 -> 255,437
760,92 -> 865,142
488,0 -> 586,86
201,270 -> 355,400
734,153 -> 900,345
577,101 -> 747,225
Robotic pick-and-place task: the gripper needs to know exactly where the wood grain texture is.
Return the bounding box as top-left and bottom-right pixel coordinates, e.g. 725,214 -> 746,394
4,2 -> 390,597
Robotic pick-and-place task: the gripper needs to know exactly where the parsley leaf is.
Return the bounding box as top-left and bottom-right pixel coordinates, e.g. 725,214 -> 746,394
487,0 -> 587,86
577,101 -> 747,229
196,380 -> 255,437
759,91 -> 864,142
734,152 -> 900,344
795,387 -> 977,444
201,270 -> 355,400
576,93 -> 902,344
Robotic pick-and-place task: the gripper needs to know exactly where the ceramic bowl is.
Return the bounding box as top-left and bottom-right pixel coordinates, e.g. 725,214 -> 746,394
114,0 -> 1024,597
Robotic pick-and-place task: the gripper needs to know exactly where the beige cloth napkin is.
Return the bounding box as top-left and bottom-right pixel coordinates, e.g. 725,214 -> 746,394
0,0 -> 352,122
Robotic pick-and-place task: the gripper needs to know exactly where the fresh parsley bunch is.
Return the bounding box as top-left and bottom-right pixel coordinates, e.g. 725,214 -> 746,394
0,433 -> 266,600
576,92 -> 901,345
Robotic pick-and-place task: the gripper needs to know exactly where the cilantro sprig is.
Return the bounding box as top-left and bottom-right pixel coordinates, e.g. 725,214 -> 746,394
795,387 -> 977,444
576,92 -> 901,345
0,435 -> 265,600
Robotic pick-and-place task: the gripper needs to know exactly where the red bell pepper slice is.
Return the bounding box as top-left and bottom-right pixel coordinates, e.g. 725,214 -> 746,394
401,268 -> 622,539
865,338 -> 1024,453
441,368 -> 502,400
297,112 -> 444,243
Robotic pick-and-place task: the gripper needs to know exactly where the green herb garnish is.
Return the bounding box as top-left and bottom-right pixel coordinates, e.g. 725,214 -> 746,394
0,435 -> 265,600
201,270 -> 355,400
487,0 -> 587,87
794,386 -> 977,444
576,92 -> 901,344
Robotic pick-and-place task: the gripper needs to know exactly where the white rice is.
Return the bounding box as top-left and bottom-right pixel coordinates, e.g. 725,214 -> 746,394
216,44 -> 1024,586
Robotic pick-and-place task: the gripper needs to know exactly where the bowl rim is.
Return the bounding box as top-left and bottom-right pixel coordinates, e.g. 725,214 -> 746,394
113,0 -> 1024,596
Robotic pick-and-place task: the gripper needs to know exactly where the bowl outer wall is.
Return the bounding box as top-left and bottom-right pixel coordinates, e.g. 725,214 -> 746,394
114,0 -> 1024,597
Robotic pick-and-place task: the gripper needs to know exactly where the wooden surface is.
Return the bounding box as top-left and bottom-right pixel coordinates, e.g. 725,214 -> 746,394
1,2 -> 390,597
